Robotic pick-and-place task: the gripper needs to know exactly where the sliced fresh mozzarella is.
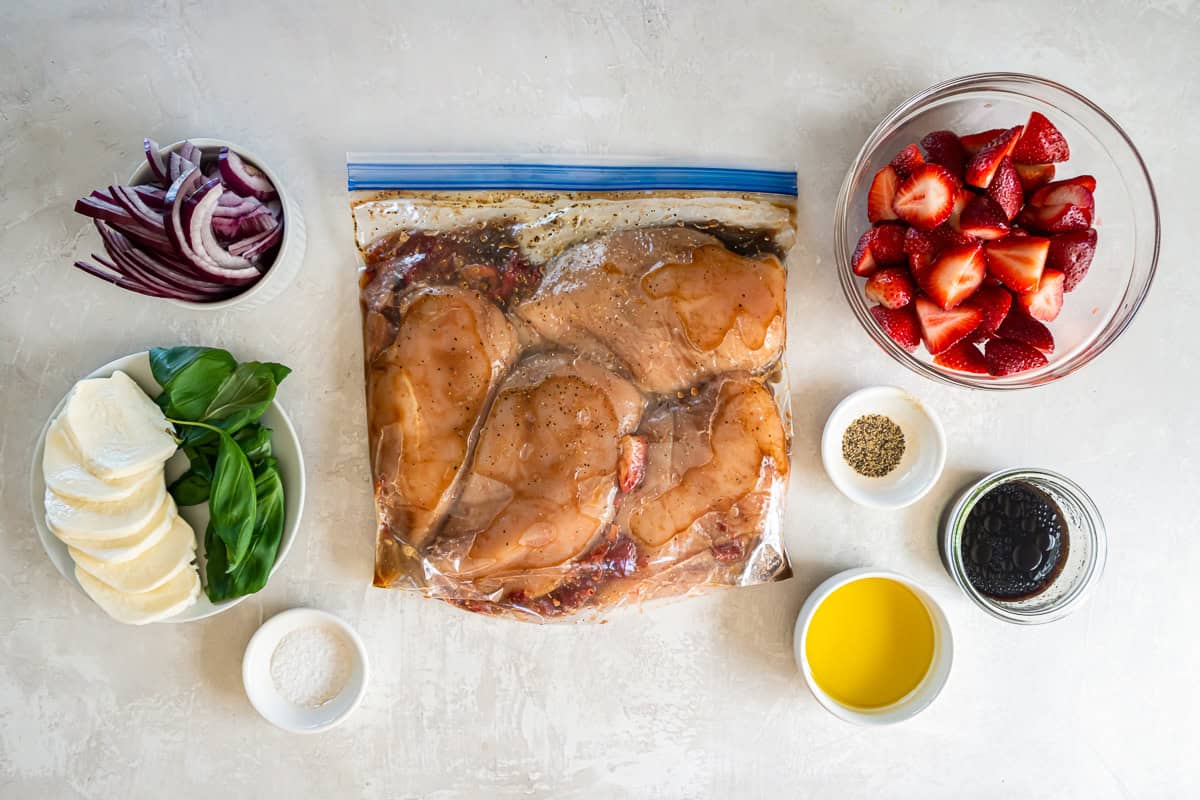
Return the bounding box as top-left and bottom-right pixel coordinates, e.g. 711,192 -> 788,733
70,515 -> 196,594
61,371 -> 176,480
75,562 -> 201,625
45,477 -> 166,542
57,495 -> 177,562
42,416 -> 161,502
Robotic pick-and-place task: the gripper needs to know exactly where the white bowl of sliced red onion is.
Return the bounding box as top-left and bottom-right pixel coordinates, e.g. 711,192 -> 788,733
72,137 -> 306,310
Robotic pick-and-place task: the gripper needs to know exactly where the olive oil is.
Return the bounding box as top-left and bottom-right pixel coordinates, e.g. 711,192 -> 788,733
805,578 -> 935,709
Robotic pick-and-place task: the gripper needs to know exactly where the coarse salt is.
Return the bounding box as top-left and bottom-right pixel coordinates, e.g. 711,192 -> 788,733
269,626 -> 353,708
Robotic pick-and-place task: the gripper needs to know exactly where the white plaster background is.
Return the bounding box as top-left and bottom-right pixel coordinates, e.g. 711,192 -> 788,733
1,1 -> 1197,797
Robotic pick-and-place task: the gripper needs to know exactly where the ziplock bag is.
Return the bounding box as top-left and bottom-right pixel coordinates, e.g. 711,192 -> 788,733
348,156 -> 797,622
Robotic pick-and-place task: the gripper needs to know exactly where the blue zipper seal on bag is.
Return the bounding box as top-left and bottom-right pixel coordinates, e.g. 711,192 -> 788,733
346,160 -> 797,195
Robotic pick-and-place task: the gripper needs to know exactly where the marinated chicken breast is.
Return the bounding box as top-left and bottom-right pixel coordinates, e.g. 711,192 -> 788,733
430,352 -> 644,597
618,374 -> 789,566
516,228 -> 786,394
366,286 -> 519,586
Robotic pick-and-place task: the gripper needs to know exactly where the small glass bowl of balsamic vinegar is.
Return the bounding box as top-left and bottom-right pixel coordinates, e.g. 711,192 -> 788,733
941,468 -> 1107,624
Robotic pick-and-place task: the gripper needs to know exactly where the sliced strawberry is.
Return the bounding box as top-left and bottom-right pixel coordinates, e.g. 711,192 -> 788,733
984,236 -> 1049,292
934,340 -> 989,374
966,126 -> 1023,188
985,338 -> 1049,376
892,164 -> 959,230
915,296 -> 982,355
869,304 -> 921,352
851,228 -> 879,276
617,434 -> 648,493
920,130 -> 966,179
889,144 -> 925,179
903,226 -> 939,278
958,195 -> 1011,240
867,165 -> 901,223
870,222 -> 908,265
987,157 -> 1023,220
946,187 -> 973,232
921,243 -> 985,310
996,310 -> 1055,352
931,225 -> 977,250
1012,112 -> 1070,164
1014,162 -> 1056,192
1016,268 -> 1065,321
960,128 -> 1006,156
963,284 -> 1013,339
1030,177 -> 1097,207
1046,228 -> 1098,291
1016,201 -> 1093,233
865,267 -> 916,309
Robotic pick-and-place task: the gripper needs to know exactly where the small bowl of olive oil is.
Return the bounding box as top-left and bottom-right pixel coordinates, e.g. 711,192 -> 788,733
793,568 -> 953,725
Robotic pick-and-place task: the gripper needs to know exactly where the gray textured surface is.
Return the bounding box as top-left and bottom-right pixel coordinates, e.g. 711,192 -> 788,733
2,1 -> 1198,797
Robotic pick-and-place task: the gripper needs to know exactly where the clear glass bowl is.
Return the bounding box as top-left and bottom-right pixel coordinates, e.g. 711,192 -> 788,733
834,73 -> 1160,389
939,468 -> 1107,624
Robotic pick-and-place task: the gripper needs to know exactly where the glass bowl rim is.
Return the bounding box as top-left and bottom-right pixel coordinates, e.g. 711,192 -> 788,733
834,71 -> 1161,390
941,466 -> 1107,624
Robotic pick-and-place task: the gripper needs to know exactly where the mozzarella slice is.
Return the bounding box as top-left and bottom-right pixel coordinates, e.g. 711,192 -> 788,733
75,562 -> 201,625
70,515 -> 196,593
57,495 -> 177,562
62,371 -> 177,480
43,416 -> 161,502
45,476 -> 166,542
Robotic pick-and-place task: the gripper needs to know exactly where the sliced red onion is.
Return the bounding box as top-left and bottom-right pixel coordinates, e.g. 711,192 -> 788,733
229,224 -> 283,261
217,147 -> 277,201
132,185 -> 167,210
74,258 -> 168,298
109,185 -> 165,231
177,141 -> 202,169
97,222 -> 235,297
180,179 -> 261,279
143,139 -> 168,186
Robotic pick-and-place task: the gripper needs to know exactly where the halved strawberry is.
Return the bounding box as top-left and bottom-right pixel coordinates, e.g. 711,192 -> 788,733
1014,162 -> 1056,192
903,226 -> 939,278
958,195 -> 1011,240
852,228 -> 880,276
1016,268 -> 1065,321
865,267 -> 916,309
1016,201 -> 1093,233
915,296 -> 982,355
963,284 -> 1013,339
984,236 -> 1050,292
870,222 -> 908,265
966,126 -> 1023,188
892,164 -> 959,230
960,128 -> 1006,156
1029,177 -> 1097,206
1046,228 -> 1098,291
985,338 -> 1049,376
934,340 -> 989,374
869,304 -> 921,352
946,187 -> 973,232
1012,112 -> 1070,164
996,310 -> 1055,352
987,157 -> 1023,220
921,243 -> 985,310
920,130 -> 966,179
868,165 -> 901,223
890,144 -> 925,179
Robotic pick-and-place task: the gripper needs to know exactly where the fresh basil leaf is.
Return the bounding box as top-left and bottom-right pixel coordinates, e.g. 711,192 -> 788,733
162,350 -> 238,420
182,445 -> 215,480
169,470 -> 211,506
208,429 -> 257,569
150,346 -> 233,391
234,424 -> 273,464
200,362 -> 281,434
263,362 -> 291,385
204,462 -> 285,601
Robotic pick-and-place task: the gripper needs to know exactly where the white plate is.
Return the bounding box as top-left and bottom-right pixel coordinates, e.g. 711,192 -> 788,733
28,351 -> 306,622
242,608 -> 369,733
820,385 -> 946,509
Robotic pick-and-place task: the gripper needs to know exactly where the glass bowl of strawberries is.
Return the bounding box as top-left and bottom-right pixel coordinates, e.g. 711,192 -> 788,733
835,73 -> 1159,388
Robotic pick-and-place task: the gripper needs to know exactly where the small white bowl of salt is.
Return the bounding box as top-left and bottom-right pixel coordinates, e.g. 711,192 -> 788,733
242,608 -> 369,733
